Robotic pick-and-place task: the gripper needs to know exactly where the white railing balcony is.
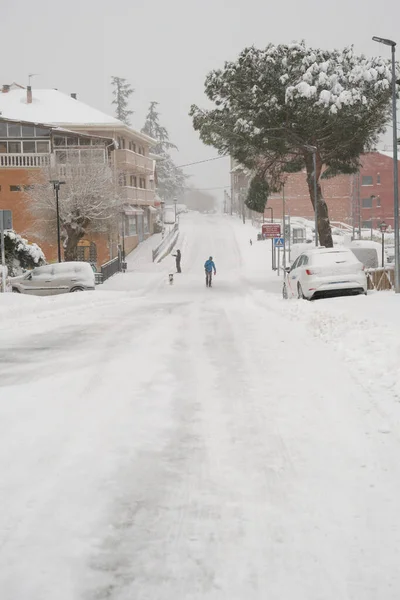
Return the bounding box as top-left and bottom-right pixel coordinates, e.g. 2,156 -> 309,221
113,149 -> 153,173
120,186 -> 155,205
0,153 -> 51,168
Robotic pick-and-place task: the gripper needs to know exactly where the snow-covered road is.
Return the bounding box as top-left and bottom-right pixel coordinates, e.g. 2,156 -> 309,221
1,213 -> 400,599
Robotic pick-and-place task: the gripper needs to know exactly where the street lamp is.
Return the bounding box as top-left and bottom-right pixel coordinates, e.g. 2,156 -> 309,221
373,36 -> 399,292
49,179 -> 65,263
304,144 -> 318,246
379,221 -> 388,267
173,197 -> 177,222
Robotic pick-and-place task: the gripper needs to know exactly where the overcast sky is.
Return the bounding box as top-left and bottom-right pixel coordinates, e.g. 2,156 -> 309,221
2,0 -> 400,204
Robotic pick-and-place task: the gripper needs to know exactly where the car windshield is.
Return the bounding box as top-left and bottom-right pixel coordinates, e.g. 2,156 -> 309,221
311,251 -> 358,266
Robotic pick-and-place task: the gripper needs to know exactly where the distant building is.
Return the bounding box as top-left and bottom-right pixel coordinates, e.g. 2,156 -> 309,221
230,152 -> 400,231
0,85 -> 159,265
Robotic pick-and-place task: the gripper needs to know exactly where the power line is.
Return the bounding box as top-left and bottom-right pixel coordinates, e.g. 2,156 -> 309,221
177,155 -> 228,168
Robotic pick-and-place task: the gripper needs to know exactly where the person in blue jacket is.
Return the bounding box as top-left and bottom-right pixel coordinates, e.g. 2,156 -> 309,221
204,256 -> 216,287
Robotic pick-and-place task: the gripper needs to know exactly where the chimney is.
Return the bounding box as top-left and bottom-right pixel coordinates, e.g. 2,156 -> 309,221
27,85 -> 32,104
2,84 -> 10,94
70,93 -> 77,100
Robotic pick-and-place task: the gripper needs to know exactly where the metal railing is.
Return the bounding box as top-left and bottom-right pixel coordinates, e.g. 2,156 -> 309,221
152,223 -> 179,262
101,256 -> 121,282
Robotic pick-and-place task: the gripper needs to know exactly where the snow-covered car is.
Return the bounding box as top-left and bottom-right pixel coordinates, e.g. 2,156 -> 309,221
10,262 -> 96,296
283,247 -> 367,300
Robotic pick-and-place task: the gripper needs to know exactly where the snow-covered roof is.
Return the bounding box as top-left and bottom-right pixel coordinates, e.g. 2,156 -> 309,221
0,88 -> 121,127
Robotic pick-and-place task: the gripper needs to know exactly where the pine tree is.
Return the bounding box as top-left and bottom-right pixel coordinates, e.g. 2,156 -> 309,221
142,102 -> 186,200
142,101 -> 177,154
111,76 -> 134,125
191,42 -> 398,247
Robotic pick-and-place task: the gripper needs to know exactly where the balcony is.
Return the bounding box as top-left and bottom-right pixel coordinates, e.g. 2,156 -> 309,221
0,153 -> 51,168
119,186 -> 155,205
113,149 -> 153,173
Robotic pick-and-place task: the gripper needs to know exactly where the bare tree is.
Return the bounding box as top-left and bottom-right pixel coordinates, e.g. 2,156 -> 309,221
24,152 -> 119,261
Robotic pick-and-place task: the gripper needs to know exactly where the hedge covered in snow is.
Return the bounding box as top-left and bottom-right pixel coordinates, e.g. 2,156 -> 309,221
4,230 -> 46,276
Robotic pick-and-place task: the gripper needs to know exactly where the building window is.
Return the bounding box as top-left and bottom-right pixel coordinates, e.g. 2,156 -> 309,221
79,138 -> 91,146
139,178 -> 146,189
119,173 -> 127,186
8,141 -> 21,153
377,173 -> 381,185
36,141 -> 50,153
0,142 -> 6,153
0,123 -> 7,137
10,185 -> 22,192
67,137 -> 79,147
129,175 -> 137,187
362,197 -> 373,208
143,211 -> 149,233
54,136 -> 66,147
362,175 -> 373,186
55,151 -> 67,164
8,124 -> 21,137
21,125 -> 35,138
127,215 -> 137,236
362,220 -> 372,229
377,196 -> 381,207
23,141 -> 36,153
35,127 -> 50,137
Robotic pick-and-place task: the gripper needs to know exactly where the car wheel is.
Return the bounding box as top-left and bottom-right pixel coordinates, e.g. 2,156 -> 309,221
70,287 -> 84,292
282,283 -> 288,299
12,287 -> 21,293
297,283 -> 306,300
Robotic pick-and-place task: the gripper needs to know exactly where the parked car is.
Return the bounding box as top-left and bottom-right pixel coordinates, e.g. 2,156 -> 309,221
348,240 -> 381,268
10,262 -> 96,296
283,247 -> 367,300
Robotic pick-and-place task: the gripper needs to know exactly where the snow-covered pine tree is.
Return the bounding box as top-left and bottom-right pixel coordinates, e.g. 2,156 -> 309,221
142,102 -> 186,201
191,42 -> 399,247
111,76 -> 134,125
4,230 -> 45,276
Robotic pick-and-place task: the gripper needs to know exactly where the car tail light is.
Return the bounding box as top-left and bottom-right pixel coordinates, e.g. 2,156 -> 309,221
305,269 -> 314,276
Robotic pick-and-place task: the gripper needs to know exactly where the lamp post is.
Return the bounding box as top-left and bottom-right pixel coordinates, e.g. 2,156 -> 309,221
304,145 -> 318,246
379,220 -> 388,267
173,197 -> 177,222
373,36 -> 399,292
49,179 -> 65,262
264,206 -> 274,223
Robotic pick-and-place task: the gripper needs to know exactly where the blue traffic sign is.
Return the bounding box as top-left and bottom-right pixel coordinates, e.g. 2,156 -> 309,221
273,237 -> 284,248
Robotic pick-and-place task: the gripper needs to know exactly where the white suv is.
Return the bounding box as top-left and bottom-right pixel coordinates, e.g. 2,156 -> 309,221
283,247 -> 367,300
10,262 -> 96,296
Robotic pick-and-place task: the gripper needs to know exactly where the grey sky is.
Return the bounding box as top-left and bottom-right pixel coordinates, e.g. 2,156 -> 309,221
2,0 -> 400,204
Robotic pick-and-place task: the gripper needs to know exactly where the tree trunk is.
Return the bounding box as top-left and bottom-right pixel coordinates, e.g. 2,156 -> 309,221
305,155 -> 333,248
63,226 -> 84,262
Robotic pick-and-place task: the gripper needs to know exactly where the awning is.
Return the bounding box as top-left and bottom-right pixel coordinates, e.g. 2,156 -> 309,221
123,204 -> 144,216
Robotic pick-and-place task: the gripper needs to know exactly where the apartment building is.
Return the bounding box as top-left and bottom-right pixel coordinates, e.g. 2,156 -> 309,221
231,152 -> 400,230
0,85 -> 158,263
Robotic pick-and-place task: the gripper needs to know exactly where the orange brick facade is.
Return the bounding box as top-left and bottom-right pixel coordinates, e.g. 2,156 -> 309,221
232,152 -> 400,228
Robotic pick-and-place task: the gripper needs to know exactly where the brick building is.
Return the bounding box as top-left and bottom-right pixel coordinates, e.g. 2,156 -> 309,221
231,152 -> 400,229
0,85 -> 158,266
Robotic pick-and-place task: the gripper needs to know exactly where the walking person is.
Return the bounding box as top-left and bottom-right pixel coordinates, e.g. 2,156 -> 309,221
172,249 -> 182,273
204,256 -> 216,287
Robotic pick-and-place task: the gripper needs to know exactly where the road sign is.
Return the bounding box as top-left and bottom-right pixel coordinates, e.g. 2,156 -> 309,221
0,210 -> 12,230
262,223 -> 281,238
273,237 -> 285,248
